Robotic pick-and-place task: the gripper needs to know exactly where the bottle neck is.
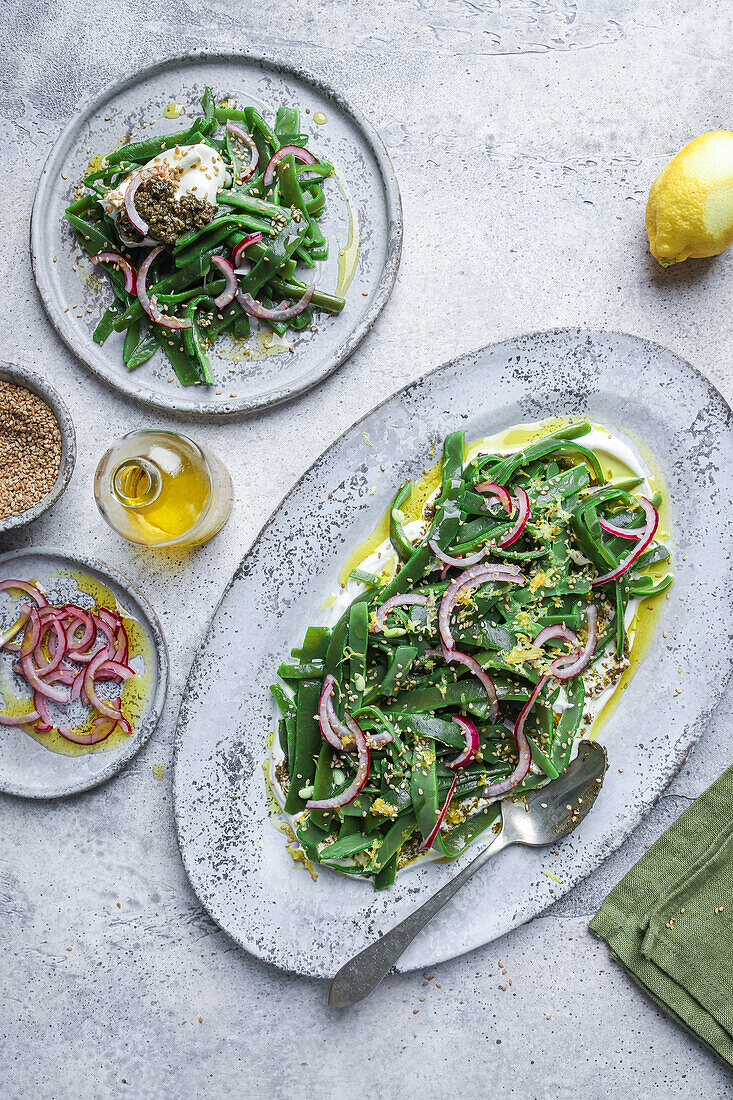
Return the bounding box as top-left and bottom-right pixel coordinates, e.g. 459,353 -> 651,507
110,457 -> 162,509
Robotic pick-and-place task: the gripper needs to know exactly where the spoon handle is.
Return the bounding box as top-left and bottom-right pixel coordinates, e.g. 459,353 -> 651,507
328,829 -> 512,1007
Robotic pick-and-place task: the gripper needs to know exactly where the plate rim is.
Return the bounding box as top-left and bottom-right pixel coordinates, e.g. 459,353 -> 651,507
0,546 -> 169,800
172,326 -> 733,975
30,49 -> 403,418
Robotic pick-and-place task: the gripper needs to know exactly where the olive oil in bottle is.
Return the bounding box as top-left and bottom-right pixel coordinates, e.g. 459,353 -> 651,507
94,430 -> 233,547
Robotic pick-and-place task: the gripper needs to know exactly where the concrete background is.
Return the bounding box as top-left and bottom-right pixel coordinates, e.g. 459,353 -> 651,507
2,1 -> 732,1096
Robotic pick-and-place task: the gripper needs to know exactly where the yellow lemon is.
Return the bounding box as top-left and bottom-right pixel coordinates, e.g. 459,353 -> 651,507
646,130 -> 733,265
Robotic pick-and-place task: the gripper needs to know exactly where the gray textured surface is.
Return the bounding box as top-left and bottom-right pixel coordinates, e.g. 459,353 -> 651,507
2,1 -> 733,1097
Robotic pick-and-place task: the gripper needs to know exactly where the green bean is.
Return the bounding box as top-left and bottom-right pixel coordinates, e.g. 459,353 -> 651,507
271,421 -> 672,887
389,482 -> 414,562
68,86 -> 348,385
124,330 -> 157,371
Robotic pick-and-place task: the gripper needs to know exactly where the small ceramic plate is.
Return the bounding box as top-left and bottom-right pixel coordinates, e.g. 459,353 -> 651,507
31,52 -> 402,417
174,329 -> 733,978
0,548 -> 167,799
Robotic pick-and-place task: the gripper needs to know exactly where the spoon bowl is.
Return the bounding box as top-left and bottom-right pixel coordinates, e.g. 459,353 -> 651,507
500,741 -> 608,847
329,741 -> 607,1007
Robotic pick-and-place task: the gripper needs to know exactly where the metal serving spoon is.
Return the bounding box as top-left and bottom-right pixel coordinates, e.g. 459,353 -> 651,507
329,741 -> 607,1007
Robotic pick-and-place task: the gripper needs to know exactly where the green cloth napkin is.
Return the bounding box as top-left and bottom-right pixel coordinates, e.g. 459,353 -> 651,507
590,765 -> 733,1066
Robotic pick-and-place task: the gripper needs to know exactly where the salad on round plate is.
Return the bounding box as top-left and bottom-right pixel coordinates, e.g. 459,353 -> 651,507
64,87 -> 346,386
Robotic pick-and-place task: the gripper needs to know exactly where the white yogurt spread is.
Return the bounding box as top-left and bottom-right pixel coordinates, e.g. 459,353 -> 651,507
99,142 -> 225,243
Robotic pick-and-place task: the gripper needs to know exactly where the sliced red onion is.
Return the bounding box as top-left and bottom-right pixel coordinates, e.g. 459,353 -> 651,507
307,715 -> 370,809
0,707 -> 41,727
237,283 -> 314,322
318,675 -> 391,751
482,678 -> 545,799
434,647 -> 499,723
90,252 -> 137,295
95,660 -> 135,682
375,593 -> 428,631
58,717 -> 117,746
318,673 -> 350,750
83,650 -> 123,719
598,516 -> 644,540
449,715 -> 480,769
70,666 -> 88,704
211,255 -> 238,309
137,246 -> 192,330
124,166 -> 163,235
136,245 -> 162,315
475,481 -> 512,514
113,627 -> 128,665
47,668 -> 76,686
428,539 -> 487,569
34,619 -> 67,678
438,563 -> 524,651
110,704 -> 131,737
225,122 -> 259,182
20,611 -> 69,703
0,579 -> 47,607
549,604 -> 598,681
419,775 -> 458,852
65,608 -> 95,652
231,232 -> 263,268
1,588 -> 134,743
20,607 -> 41,652
498,486 -> 531,549
97,607 -> 122,630
21,654 -> 69,703
592,499 -> 659,586
532,624 -> 581,650
263,144 -> 317,187
93,613 -> 117,654
33,689 -> 54,732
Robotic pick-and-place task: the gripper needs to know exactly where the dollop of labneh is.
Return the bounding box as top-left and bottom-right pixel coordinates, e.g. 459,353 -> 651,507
100,142 -> 225,245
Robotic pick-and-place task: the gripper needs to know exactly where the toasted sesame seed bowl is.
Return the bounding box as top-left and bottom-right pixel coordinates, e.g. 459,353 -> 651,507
0,362 -> 77,534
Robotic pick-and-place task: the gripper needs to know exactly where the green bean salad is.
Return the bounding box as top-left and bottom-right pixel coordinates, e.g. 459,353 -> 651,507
64,87 -> 345,386
269,420 -> 672,889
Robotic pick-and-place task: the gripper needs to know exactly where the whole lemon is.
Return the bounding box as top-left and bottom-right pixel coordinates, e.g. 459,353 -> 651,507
646,130 -> 733,265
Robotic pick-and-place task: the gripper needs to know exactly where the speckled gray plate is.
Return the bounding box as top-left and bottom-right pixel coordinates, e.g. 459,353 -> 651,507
174,329 -> 733,978
0,548 -> 168,799
31,52 -> 402,417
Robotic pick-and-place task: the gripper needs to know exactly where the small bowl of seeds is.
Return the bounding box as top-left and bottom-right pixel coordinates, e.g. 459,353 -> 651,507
0,362 -> 76,533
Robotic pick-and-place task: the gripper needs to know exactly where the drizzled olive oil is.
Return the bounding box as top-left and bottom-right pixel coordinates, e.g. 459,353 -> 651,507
94,430 -> 233,548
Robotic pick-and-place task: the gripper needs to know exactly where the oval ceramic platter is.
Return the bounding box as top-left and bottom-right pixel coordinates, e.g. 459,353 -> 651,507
174,329 -> 733,978
0,548 -> 168,799
31,53 -> 402,417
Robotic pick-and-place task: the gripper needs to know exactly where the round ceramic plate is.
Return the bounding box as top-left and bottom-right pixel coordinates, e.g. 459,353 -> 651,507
173,329 -> 733,978
0,548 -> 168,799
31,52 -> 402,417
